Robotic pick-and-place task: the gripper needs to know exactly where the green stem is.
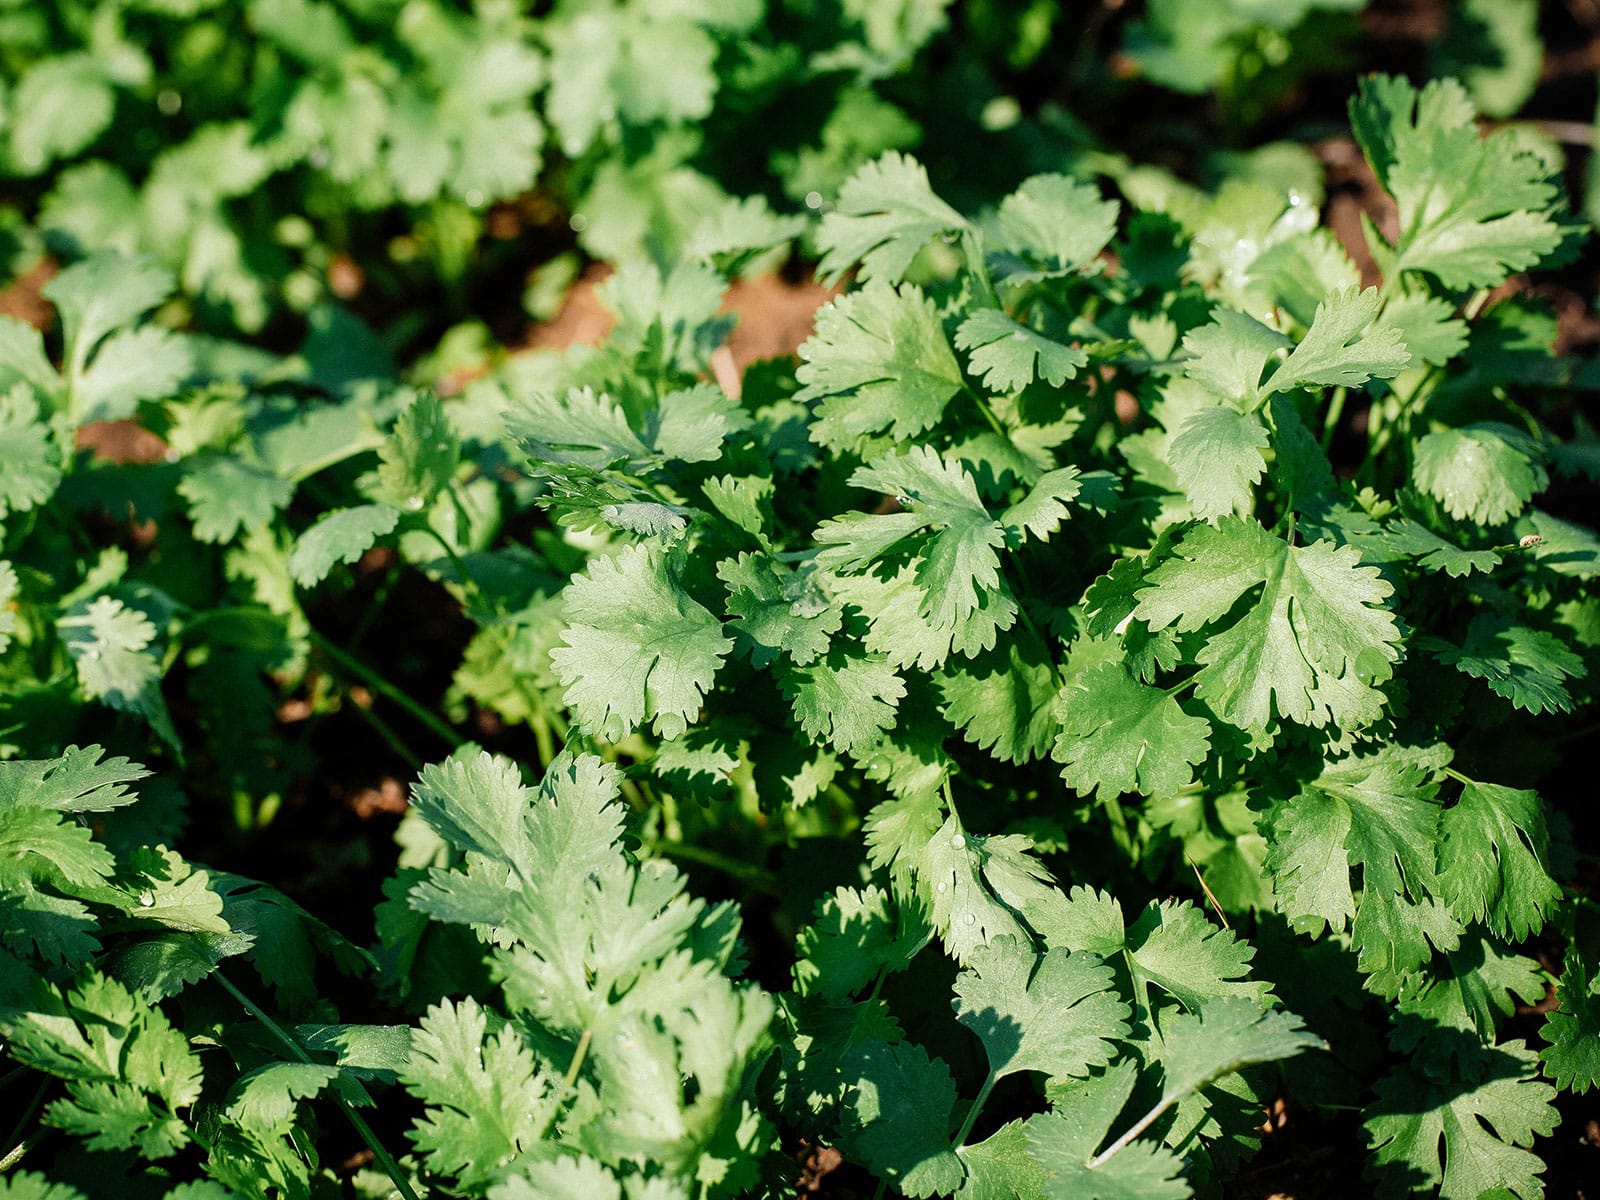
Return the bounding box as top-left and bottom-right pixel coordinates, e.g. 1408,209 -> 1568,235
308,626 -> 460,750
0,1130 -> 43,1172
421,521 -> 482,604
953,1069 -> 1000,1149
348,695 -> 424,770
1320,386 -> 1348,453
1,1077 -> 49,1163
653,840 -> 780,896
216,974 -> 421,1200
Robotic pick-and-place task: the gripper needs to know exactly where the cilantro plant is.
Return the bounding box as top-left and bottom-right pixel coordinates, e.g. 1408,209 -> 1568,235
2,60 -> 1599,1200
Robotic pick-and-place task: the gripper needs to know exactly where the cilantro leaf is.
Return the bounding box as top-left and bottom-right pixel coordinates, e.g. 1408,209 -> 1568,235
1365,1043 -> 1557,1200
1438,780 -> 1561,941
0,560 -> 15,653
1350,75 -> 1565,288
1167,406 -> 1270,522
1155,999 -> 1322,1105
1540,954 -> 1600,1093
718,553 -> 841,668
1381,518 -> 1502,578
1264,745 -> 1461,991
994,174 -> 1120,281
0,384 -> 61,522
779,650 -> 906,758
794,884 -> 921,1000
840,1040 -> 964,1199
1133,517 -> 1401,733
919,817 -> 1072,965
1025,1061 -> 1190,1200
288,504 -> 401,588
1412,423 -> 1548,526
956,1119 -> 1047,1200
797,279 -> 965,451
0,745 -> 147,812
936,634 -> 1059,764
178,457 -> 293,545
1265,287 -> 1410,392
1428,613 -> 1585,715
552,544 -> 733,741
401,997 -> 553,1189
817,152 -> 969,285
955,309 -> 1086,393
1,972 -> 202,1159
953,935 -> 1129,1081
819,446 -> 1005,630
375,392 -> 459,510
1052,664 -> 1212,802
58,597 -> 179,751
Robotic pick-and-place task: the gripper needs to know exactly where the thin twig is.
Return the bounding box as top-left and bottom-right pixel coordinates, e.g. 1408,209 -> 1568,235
1188,854 -> 1230,930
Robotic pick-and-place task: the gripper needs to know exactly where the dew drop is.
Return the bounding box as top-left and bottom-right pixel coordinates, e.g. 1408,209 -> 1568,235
138,892 -> 155,908
963,912 -> 976,926
404,495 -> 425,511
950,833 -> 966,850
86,649 -> 102,662
464,189 -> 485,208
935,881 -> 948,894
569,213 -> 589,233
804,191 -> 824,210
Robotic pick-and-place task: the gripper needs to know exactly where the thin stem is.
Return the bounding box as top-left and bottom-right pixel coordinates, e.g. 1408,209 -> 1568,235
216,974 -> 422,1200
0,1130 -> 43,1172
652,840 -> 780,896
1,1077 -> 49,1161
531,1027 -> 594,1143
1319,386 -> 1348,453
349,695 -> 424,770
952,1069 -> 1000,1149
308,626 -> 460,750
1088,1097 -> 1170,1169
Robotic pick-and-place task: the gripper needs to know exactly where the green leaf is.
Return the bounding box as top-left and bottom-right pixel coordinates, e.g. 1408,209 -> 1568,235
1133,517 -> 1401,734
1155,998 -> 1322,1106
1263,287 -> 1410,393
797,279 -> 965,451
1380,518 -> 1501,578
225,1061 -> 339,1128
779,650 -> 906,758
817,152 -> 969,285
1412,423 -> 1548,526
0,1173 -> 89,1200
551,543 -> 733,741
1025,1062 -> 1190,1200
1000,467 -> 1083,547
0,560 -> 16,653
1429,614 -> 1585,715
0,745 -> 147,812
178,457 -> 294,544
957,1119 -> 1047,1200
840,1040 -> 964,1199
953,935 -> 1129,1081
1437,780 -> 1561,941
1167,406 -> 1270,522
1053,664 -> 1211,802
955,309 -> 1086,393
1350,75 -> 1564,288
58,597 -> 178,750
400,997 -> 553,1190
994,174 -> 1120,280
1365,1043 -> 1557,1200
288,504 -> 401,587
6,54 -> 117,171
718,553 -> 841,668
1540,954 -> 1600,1093
0,384 -> 61,521
794,884 -> 921,1000
936,634 -> 1059,764
375,393 -> 459,509
1265,745 -> 1460,992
